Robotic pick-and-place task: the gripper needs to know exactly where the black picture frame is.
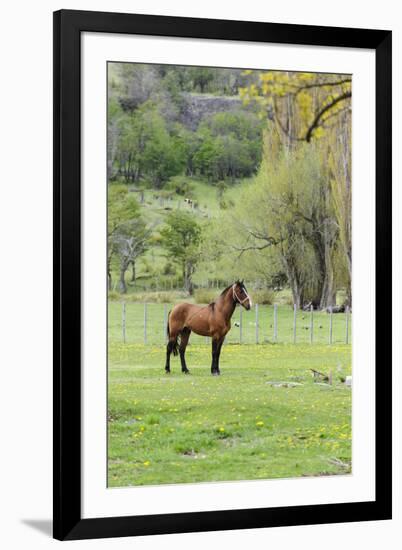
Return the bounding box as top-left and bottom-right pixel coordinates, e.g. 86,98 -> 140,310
53,9 -> 392,541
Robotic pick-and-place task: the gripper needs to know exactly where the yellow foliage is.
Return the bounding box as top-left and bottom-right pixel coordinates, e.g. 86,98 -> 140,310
239,68 -> 351,143
312,127 -> 325,139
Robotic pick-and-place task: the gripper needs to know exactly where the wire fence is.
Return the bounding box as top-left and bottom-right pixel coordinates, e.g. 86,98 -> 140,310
109,302 -> 351,346
110,278 -> 280,294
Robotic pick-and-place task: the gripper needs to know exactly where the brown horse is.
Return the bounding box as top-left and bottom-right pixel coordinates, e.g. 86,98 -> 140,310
165,280 -> 252,376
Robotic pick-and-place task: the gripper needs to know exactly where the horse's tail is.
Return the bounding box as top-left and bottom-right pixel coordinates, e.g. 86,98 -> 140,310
167,310 -> 179,356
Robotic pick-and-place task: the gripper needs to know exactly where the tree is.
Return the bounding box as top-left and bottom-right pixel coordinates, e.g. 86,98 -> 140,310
160,211 -> 201,294
116,64 -> 160,111
190,67 -> 214,93
328,112 -> 352,304
117,104 -> 185,186
141,113 -> 186,187
107,97 -> 124,181
193,112 -> 263,182
107,185 -> 141,290
209,129 -> 340,308
111,219 -> 152,293
240,71 -> 351,145
256,136 -> 339,308
192,128 -> 224,181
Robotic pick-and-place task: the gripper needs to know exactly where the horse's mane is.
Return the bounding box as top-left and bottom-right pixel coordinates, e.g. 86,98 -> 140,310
207,281 -> 245,310
206,284 -> 230,310
219,284 -> 234,296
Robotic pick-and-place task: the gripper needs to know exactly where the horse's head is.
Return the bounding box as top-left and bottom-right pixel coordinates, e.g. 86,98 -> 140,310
232,280 -> 252,310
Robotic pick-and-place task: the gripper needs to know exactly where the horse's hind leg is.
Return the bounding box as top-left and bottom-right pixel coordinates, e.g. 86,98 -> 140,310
165,335 -> 178,374
179,328 -> 191,374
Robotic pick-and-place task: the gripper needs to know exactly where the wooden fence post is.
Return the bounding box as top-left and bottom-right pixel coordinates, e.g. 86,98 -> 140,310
273,304 -> 278,342
239,307 -> 243,344
122,302 -> 126,344
310,304 -> 314,344
293,304 -> 297,344
329,306 -> 333,344
255,303 -> 259,344
144,303 -> 147,345
345,306 -> 349,344
164,303 -> 168,343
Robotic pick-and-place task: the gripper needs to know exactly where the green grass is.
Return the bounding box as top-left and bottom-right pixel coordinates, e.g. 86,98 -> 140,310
108,301 -> 352,346
108,342 -> 352,487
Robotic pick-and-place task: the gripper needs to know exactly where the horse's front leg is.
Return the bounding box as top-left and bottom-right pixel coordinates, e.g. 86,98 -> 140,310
215,338 -> 224,375
211,338 -> 224,375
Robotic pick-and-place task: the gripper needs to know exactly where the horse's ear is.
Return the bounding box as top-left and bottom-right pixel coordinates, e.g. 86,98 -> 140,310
240,279 -> 244,285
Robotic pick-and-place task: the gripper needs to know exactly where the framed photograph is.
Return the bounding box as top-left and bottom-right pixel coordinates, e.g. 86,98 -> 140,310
53,9 -> 392,541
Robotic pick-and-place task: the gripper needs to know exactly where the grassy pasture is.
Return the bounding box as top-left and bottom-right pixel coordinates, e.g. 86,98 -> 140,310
108,342 -> 352,487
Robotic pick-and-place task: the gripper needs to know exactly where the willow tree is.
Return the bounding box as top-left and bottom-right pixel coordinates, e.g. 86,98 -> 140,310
251,136 -> 335,308
209,128 -> 340,308
328,112 -> 352,304
237,70 -> 352,307
239,70 -> 351,146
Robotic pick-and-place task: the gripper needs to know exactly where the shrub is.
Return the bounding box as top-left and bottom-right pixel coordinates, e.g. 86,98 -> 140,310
274,289 -> 294,306
163,261 -> 175,275
250,289 -> 274,305
123,290 -> 188,303
194,288 -> 218,304
108,290 -> 120,301
141,259 -> 154,275
166,176 -> 194,197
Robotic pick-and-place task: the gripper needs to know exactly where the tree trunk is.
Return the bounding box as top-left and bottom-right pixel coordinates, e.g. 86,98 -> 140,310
319,221 -> 337,309
283,257 -> 304,309
130,260 -> 136,283
107,251 -> 113,291
347,282 -> 352,308
290,279 -> 304,309
184,261 -> 195,295
119,268 -> 127,294
319,271 -> 335,309
184,270 -> 192,295
346,254 -> 352,308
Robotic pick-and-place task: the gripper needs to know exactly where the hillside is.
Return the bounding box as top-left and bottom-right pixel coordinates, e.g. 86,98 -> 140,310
109,176 -> 253,293
107,62 -> 264,294
108,62 -> 352,309
179,93 -> 243,130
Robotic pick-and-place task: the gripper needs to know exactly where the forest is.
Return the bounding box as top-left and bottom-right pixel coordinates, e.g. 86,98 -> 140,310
107,62 -> 352,309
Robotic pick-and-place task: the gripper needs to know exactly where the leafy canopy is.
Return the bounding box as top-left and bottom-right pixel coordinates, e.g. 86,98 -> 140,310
159,211 -> 201,261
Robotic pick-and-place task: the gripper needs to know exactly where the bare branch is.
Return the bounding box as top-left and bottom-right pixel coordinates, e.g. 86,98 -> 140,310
305,91 -> 351,142
294,78 -> 351,95
230,242 -> 275,257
